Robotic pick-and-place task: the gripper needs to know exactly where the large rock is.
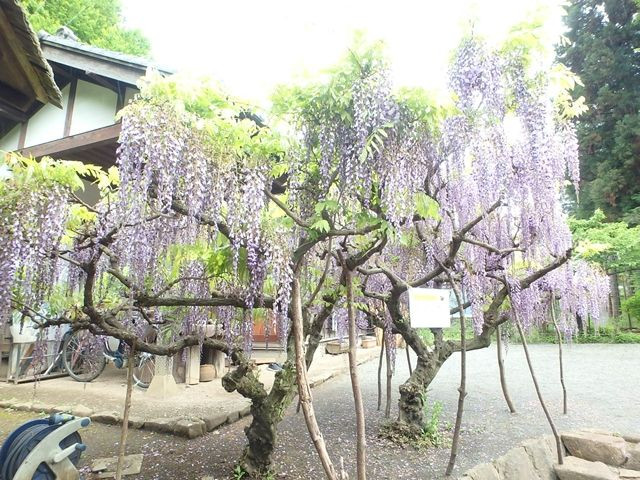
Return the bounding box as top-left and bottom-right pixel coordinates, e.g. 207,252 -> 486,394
494,446 -> 540,479
463,462 -> 501,480
522,437 -> 556,480
562,432 -> 629,466
619,468 -> 640,480
554,456 -> 617,480
625,442 -> 640,470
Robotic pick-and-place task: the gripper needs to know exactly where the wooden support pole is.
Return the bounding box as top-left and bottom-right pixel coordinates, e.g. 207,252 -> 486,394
292,279 -> 339,480
444,270 -> 467,477
377,339 -> 384,411
344,267 -> 367,480
550,298 -> 568,415
116,339 -> 136,480
384,332 -> 392,419
511,302 -> 563,465
496,325 -> 516,414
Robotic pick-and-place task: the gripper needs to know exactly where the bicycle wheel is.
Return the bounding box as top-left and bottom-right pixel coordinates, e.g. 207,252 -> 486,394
62,330 -> 107,383
132,352 -> 155,388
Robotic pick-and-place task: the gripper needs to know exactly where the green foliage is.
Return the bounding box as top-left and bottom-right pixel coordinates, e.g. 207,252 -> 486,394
270,36 -> 443,237
525,324 -> 640,344
232,464 -> 247,480
570,209 -> 640,273
414,192 -> 440,221
421,399 -> 445,448
123,74 -> 285,172
622,291 -> 640,320
558,0 -> 640,223
0,155 -> 111,238
21,0 -> 150,56
379,397 -> 447,449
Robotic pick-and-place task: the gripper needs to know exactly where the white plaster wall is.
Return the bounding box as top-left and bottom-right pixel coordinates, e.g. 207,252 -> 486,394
123,87 -> 138,107
69,80 -> 117,135
0,124 -> 21,153
77,178 -> 101,206
24,85 -> 69,147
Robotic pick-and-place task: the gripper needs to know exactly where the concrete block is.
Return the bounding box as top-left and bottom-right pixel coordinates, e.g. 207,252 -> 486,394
91,411 -> 121,425
203,413 -> 227,431
173,418 -> 206,439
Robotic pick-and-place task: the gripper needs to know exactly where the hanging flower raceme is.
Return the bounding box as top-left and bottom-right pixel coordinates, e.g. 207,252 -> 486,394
110,80 -> 297,352
545,260 -> 610,336
0,156 -> 72,325
505,259 -> 609,337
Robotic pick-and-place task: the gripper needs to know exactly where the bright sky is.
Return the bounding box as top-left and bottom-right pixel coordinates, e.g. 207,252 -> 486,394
122,0 -> 567,107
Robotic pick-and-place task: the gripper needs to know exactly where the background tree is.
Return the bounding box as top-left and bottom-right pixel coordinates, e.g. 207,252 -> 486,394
21,0 -> 150,56
570,209 -> 640,321
557,0 -> 640,224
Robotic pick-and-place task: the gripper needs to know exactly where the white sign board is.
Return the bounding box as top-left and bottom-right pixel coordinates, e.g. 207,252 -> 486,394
408,288 -> 451,328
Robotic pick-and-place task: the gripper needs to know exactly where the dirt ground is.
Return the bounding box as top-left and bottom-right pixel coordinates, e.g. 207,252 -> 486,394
0,344 -> 638,480
0,346 -> 380,423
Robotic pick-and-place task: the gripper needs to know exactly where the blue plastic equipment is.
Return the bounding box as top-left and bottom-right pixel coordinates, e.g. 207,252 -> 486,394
0,413 -> 89,480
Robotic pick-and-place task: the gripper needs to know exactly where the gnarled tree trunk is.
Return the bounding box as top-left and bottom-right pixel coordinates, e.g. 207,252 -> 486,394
397,343 -> 453,434
223,297 -> 335,476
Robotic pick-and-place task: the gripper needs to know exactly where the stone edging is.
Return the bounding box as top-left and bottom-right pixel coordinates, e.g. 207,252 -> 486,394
0,350 -> 378,439
461,429 -> 640,480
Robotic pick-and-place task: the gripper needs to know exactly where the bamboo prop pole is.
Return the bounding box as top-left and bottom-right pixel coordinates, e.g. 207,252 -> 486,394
292,279 -> 339,480
496,325 -> 516,413
116,339 -> 136,480
377,339 -> 385,411
339,252 -> 367,480
549,297 -> 567,414
443,270 -> 467,477
384,332 -> 393,419
509,291 -> 564,464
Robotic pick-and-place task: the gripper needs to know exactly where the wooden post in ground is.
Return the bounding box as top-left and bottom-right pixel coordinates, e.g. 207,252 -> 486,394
292,278 -> 339,480
384,333 -> 392,419
442,267 -> 467,477
550,298 -> 568,414
510,298 -> 564,465
344,266 -> 367,480
116,339 -> 136,480
377,340 -> 384,411
496,325 -> 516,414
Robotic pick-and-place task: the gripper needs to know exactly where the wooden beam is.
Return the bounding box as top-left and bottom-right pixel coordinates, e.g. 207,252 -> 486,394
19,123 -> 121,159
42,45 -> 143,86
0,98 -> 28,122
63,78 -> 77,137
0,7 -> 51,106
18,121 -> 27,149
86,72 -> 119,93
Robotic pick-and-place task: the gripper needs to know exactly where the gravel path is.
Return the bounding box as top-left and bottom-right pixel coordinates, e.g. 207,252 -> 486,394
1,344 -> 638,479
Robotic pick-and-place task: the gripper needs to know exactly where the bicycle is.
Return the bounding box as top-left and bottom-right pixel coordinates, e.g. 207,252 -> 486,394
62,330 -> 156,388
